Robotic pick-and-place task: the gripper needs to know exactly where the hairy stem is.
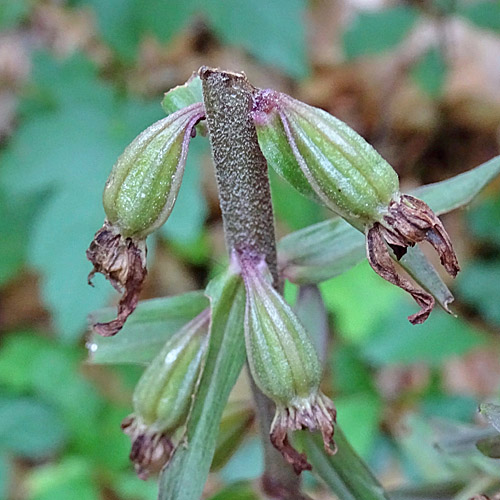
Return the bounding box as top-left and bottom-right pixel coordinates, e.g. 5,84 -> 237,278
200,66 -> 301,499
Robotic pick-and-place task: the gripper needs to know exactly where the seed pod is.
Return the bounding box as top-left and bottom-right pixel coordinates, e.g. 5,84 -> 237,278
252,90 -> 459,323
87,103 -> 205,336
238,253 -> 336,474
121,308 -> 210,479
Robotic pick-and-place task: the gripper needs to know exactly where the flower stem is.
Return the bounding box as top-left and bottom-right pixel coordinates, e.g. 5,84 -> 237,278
200,66 -> 302,499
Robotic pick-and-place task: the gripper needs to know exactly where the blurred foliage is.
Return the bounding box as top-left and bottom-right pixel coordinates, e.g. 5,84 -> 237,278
0,0 -> 499,499
343,5 -> 419,60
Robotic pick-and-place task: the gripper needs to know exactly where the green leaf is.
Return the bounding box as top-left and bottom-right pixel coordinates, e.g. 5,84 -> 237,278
83,0 -> 198,61
211,402 -> 254,471
389,480 -> 465,500
0,0 -> 30,30
411,47 -> 446,98
0,332 -> 51,392
270,169 -> 324,231
88,290 -> 208,364
294,284 -> 329,363
399,245 -> 454,314
431,418 -> 496,456
0,190 -> 42,286
332,343 -> 375,394
422,394 -> 478,422
208,482 -> 260,500
412,155 -> 500,215
111,472 -> 158,500
335,393 -> 382,459
0,331 -> 106,456
204,0 -> 309,78
218,437 -> 263,483
297,428 -> 391,500
459,0 -> 500,33
0,396 -> 67,459
476,435 -> 500,459
158,269 -> 246,500
0,453 -> 11,500
343,6 -> 419,60
456,261 -> 500,327
160,137 -> 209,244
27,457 -> 99,500
480,403 -> 500,433
467,194 -> 500,246
278,216 -> 365,285
0,51 -> 164,341
320,261 -> 401,343
161,74 -> 203,115
360,303 -> 484,366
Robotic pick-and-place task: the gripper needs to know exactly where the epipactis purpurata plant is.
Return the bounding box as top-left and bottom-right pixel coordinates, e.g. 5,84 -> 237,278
86,68 -> 459,480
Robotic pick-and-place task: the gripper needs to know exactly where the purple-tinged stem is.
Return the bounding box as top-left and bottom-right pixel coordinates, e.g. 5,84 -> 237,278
200,67 -> 304,499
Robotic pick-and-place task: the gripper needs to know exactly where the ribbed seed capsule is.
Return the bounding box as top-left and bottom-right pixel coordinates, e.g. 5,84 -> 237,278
87,103 -> 205,336
238,254 -> 336,474
252,90 -> 459,324
121,308 -> 210,479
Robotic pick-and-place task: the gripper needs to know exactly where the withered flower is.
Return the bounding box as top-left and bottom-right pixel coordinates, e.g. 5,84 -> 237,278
237,253 -> 336,473
252,89 -> 459,323
87,103 -> 205,335
122,309 -> 210,479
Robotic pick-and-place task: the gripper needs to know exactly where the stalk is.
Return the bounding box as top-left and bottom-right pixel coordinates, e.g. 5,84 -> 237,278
200,66 -> 300,499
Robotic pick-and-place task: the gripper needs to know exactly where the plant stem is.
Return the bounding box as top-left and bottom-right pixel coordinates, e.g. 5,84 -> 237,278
200,66 -> 302,499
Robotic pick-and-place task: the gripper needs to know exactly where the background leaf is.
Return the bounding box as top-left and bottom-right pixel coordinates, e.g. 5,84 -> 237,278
0,0 -> 30,30
0,51 -> 164,342
26,457 -> 100,500
459,0 -> 500,33
160,138 -> 209,244
81,0 -> 198,62
343,6 -> 419,59
456,261 -> 500,327
0,396 -> 67,459
204,0 -> 308,78
88,291 -> 209,364
360,303 -> 484,366
411,47 -> 447,99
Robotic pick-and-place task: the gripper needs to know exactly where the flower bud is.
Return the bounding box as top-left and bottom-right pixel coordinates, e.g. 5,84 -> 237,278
238,253 -> 336,474
121,308 -> 210,479
87,103 -> 205,336
252,90 -> 459,323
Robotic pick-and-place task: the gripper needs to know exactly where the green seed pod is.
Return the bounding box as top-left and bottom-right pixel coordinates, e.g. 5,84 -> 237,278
87,103 -> 205,336
104,102 -> 205,238
253,89 -> 398,229
121,308 -> 210,479
252,90 -> 459,324
238,254 -> 336,474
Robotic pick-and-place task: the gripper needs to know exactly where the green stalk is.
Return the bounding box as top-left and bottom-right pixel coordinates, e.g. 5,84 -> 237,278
297,427 -> 392,500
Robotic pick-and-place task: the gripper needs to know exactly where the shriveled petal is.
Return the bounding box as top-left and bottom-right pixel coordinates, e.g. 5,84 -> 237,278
86,222 -> 147,336
270,392 -> 337,474
270,411 -> 312,474
367,225 -> 435,324
382,194 -> 459,277
121,415 -> 173,480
